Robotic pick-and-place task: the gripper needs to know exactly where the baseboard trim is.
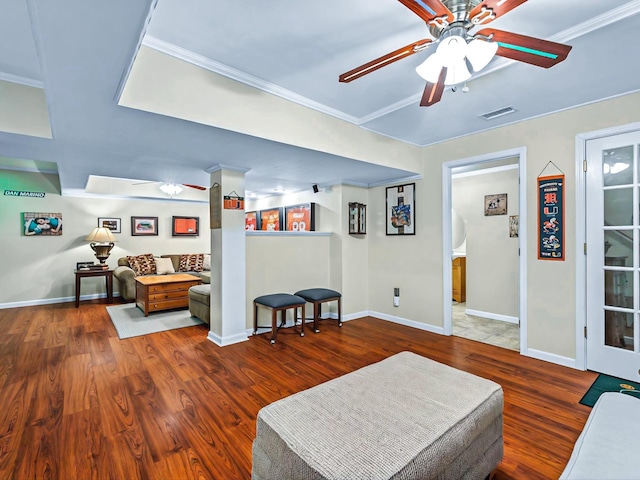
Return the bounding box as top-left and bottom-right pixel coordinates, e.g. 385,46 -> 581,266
341,311 -> 366,322
464,308 -> 519,324
207,330 -> 249,347
369,311 -> 445,335
0,292 -> 119,309
525,348 -> 577,369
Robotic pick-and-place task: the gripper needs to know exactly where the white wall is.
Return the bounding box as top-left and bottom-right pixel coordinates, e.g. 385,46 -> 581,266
367,91 -> 640,361
453,168 -> 519,318
245,184 -> 370,325
368,179 -> 442,326
6,91 -> 640,365
120,46 -> 423,174
246,233 -> 332,328
0,80 -> 51,138
0,170 -> 210,305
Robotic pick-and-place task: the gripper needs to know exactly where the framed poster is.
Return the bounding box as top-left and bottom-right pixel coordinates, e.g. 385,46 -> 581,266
259,207 -> 283,231
386,183 -> 415,235
484,193 -> 507,216
509,215 -> 519,238
172,216 -> 199,236
23,212 -> 63,236
284,203 -> 315,231
131,216 -> 158,236
223,194 -> 244,210
245,211 -> 258,231
98,217 -> 121,233
538,174 -> 564,260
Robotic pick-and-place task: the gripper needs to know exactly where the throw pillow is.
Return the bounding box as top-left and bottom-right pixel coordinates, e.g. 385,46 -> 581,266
179,253 -> 204,272
203,254 -> 211,271
127,253 -> 156,276
154,257 -> 175,275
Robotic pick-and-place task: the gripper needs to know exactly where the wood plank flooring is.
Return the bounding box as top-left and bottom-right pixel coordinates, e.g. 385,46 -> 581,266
0,300 -> 597,479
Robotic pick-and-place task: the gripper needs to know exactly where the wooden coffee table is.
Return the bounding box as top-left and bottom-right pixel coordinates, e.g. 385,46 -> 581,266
135,274 -> 202,316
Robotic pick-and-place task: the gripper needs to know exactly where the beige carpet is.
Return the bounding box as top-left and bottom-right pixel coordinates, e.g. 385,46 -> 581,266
106,304 -> 205,339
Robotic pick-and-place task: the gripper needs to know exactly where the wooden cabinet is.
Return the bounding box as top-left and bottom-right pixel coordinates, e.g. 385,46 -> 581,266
348,202 -> 366,234
135,274 -> 202,316
452,257 -> 466,303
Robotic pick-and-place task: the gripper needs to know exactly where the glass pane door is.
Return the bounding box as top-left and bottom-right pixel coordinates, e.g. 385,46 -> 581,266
586,133 -> 640,381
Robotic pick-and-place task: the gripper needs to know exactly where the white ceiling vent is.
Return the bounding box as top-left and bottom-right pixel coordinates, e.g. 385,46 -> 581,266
480,106 -> 516,121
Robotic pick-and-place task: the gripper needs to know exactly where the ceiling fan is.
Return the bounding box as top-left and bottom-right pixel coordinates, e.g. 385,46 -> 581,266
132,181 -> 207,196
339,0 -> 572,107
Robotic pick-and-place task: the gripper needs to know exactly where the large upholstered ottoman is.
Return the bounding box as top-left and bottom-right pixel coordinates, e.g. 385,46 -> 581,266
252,351 -> 503,480
560,392 -> 640,479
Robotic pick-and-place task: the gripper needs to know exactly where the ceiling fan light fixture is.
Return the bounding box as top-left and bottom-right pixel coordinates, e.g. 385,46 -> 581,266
466,38 -> 498,72
436,35 -> 468,64
159,183 -> 183,196
444,58 -> 471,85
416,53 -> 444,83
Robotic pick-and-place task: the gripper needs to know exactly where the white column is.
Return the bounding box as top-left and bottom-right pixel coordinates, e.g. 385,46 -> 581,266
207,166 -> 249,346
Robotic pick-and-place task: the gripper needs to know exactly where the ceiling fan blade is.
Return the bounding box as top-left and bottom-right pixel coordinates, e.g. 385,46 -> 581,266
182,184 -> 207,190
420,67 -> 447,107
339,39 -> 432,83
469,0 -> 528,25
476,28 -> 572,68
397,0 -> 454,28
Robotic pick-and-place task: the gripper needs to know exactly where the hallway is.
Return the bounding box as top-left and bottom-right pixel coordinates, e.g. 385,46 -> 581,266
452,302 -> 519,351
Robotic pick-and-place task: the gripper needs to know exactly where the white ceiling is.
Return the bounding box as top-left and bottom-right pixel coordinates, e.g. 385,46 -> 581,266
1,0 -> 639,199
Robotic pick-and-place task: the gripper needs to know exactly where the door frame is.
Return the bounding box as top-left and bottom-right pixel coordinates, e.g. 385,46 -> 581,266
576,121 -> 640,371
442,147 -> 527,354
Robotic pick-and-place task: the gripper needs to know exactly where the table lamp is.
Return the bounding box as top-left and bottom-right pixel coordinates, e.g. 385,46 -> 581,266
85,227 -> 117,264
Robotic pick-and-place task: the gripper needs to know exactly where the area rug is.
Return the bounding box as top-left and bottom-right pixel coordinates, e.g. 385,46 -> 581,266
579,373 -> 640,407
106,304 -> 205,339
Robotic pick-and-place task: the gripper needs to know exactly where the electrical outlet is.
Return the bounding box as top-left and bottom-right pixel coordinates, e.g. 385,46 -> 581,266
394,287 -> 400,296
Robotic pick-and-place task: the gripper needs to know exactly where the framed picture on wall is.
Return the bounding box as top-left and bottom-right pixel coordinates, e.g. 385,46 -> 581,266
98,217 -> 121,233
131,216 -> 158,236
386,183 -> 415,235
484,193 -> 507,216
23,212 -> 63,236
284,203 -> 315,231
259,207 -> 283,231
509,215 -> 519,238
172,216 -> 199,236
245,211 -> 258,231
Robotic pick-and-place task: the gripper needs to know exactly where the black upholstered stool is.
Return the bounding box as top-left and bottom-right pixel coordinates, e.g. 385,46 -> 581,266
294,288 -> 342,333
253,293 -> 306,344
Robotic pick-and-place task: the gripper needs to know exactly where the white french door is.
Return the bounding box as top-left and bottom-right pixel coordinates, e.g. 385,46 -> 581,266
586,131 -> 640,381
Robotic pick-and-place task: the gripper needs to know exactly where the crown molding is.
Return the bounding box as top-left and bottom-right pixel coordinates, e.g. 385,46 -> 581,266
206,164 -> 251,174
0,71 -> 43,89
142,35 -> 360,125
61,188 -> 208,203
138,2 -> 640,140
452,163 -> 518,179
0,164 -> 58,175
367,174 -> 423,188
363,1 -> 640,124
114,0 -> 160,103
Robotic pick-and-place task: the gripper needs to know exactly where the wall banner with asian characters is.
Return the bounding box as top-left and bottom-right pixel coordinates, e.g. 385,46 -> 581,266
538,174 -> 564,260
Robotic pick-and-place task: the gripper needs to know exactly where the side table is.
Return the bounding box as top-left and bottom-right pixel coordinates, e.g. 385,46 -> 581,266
75,269 -> 113,307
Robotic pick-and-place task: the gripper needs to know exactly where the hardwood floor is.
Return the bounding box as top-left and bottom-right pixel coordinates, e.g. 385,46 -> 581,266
0,300 -> 596,479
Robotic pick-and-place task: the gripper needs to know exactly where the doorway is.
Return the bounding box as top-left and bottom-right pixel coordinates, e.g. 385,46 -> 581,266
442,148 -> 527,354
585,130 -> 640,381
